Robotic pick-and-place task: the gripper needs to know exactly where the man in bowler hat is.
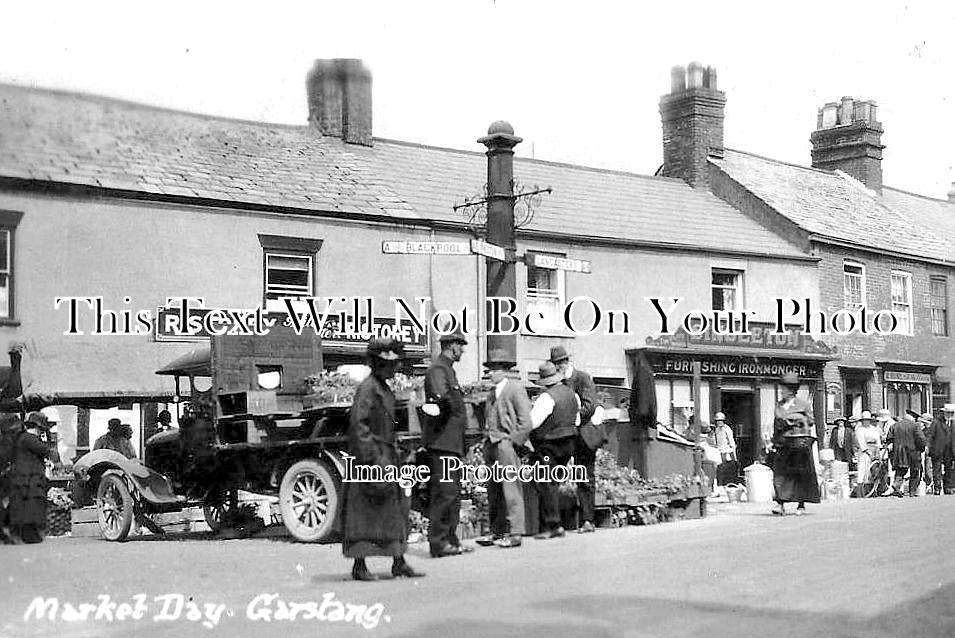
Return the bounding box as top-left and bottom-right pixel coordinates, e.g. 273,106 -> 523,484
422,329 -> 472,557
550,345 -> 601,533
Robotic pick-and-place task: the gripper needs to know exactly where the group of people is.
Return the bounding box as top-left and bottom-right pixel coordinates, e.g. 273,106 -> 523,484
0,412 -> 58,544
341,332 -> 606,581
829,404 -> 954,497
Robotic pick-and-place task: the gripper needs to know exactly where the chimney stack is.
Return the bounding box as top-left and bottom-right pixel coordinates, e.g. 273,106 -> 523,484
810,97 -> 884,192
659,62 -> 726,189
306,59 -> 373,146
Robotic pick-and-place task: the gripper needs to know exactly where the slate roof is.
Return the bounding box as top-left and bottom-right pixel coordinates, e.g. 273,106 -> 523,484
0,84 -> 415,218
880,187 -> 955,240
0,83 -> 808,259
712,149 -> 954,263
361,140 -> 807,256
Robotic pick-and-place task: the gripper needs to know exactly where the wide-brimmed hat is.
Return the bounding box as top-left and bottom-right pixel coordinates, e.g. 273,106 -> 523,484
483,349 -> 515,370
549,346 -> 570,364
858,410 -> 873,422
876,408 -> 891,422
832,416 -> 848,425
438,329 -> 468,345
714,412 -> 726,423
919,412 -> 934,424
780,371 -> 800,386
537,361 -> 563,386
944,403 -> 955,413
366,337 -> 403,361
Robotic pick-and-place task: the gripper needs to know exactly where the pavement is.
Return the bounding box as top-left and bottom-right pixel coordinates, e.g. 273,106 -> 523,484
2,496 -> 955,637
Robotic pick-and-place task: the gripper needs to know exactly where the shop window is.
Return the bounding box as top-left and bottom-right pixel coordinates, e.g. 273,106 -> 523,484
0,210 -> 23,322
933,383 -> 950,413
885,383 -> 925,416
843,262 -> 866,311
931,276 -> 948,337
711,269 -> 742,312
526,255 -> 565,331
890,271 -> 913,335
258,235 -> 324,312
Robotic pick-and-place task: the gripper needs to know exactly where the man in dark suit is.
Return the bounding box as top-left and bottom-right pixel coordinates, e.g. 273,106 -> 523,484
887,412 -> 927,497
550,345 -> 601,533
530,360 -> 579,539
477,349 -> 533,548
927,404 -> 955,495
422,329 -> 471,557
828,416 -> 856,470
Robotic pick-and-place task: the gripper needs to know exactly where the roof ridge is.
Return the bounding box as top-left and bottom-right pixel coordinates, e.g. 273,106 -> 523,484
375,137 -> 675,184
882,184 -> 955,205
0,81 -> 308,131
720,147 -> 841,178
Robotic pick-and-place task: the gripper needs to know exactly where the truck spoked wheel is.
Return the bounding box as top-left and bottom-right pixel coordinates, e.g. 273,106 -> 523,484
97,473 -> 134,542
279,460 -> 339,542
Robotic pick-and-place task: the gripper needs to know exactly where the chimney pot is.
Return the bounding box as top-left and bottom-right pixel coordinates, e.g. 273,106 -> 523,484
670,66 -> 686,93
948,182 -> 955,203
687,62 -> 705,89
704,66 -> 718,90
839,96 -> 854,125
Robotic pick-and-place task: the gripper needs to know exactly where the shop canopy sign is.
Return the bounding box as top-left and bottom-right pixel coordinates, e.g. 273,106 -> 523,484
883,371 -> 932,385
644,321 -> 837,356
658,357 -> 819,379
155,306 -> 427,351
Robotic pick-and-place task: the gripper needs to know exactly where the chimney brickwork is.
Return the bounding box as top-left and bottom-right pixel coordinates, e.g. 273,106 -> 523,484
659,62 -> 726,189
306,59 -> 373,146
810,97 -> 883,192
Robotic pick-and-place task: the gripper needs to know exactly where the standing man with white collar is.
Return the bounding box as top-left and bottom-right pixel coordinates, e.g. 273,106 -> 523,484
478,349 -> 533,548
550,346 -> 602,534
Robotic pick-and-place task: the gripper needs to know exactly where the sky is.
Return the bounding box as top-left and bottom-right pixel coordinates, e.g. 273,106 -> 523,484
3,1 -> 954,199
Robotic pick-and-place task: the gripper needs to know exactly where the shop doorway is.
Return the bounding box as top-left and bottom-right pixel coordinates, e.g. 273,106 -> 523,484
721,391 -> 756,474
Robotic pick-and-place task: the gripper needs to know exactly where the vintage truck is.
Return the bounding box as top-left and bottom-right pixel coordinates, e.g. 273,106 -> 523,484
73,324 -> 420,542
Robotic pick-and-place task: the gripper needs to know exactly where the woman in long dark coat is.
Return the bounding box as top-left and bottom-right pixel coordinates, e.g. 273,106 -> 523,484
771,372 -> 820,516
342,338 -> 424,581
9,413 -> 54,543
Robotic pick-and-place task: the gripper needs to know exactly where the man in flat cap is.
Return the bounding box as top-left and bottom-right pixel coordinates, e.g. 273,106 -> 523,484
550,345 -> 601,533
529,360 -> 580,539
342,337 -> 423,581
422,329 -> 471,557
477,349 -> 533,548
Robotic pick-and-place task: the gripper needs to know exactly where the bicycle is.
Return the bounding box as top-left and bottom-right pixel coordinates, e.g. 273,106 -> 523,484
858,447 -> 891,498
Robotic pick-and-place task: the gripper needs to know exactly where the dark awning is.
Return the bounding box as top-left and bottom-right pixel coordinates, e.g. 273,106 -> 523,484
155,345 -> 211,377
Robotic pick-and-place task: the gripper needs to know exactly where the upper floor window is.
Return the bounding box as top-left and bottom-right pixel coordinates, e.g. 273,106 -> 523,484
890,270 -> 913,335
526,253 -> 566,332
258,235 -> 324,312
711,269 -> 742,311
843,262 -> 866,310
931,276 -> 949,337
0,210 -> 23,322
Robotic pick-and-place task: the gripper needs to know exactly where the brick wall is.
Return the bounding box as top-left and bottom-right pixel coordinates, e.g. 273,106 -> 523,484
814,243 -> 955,413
